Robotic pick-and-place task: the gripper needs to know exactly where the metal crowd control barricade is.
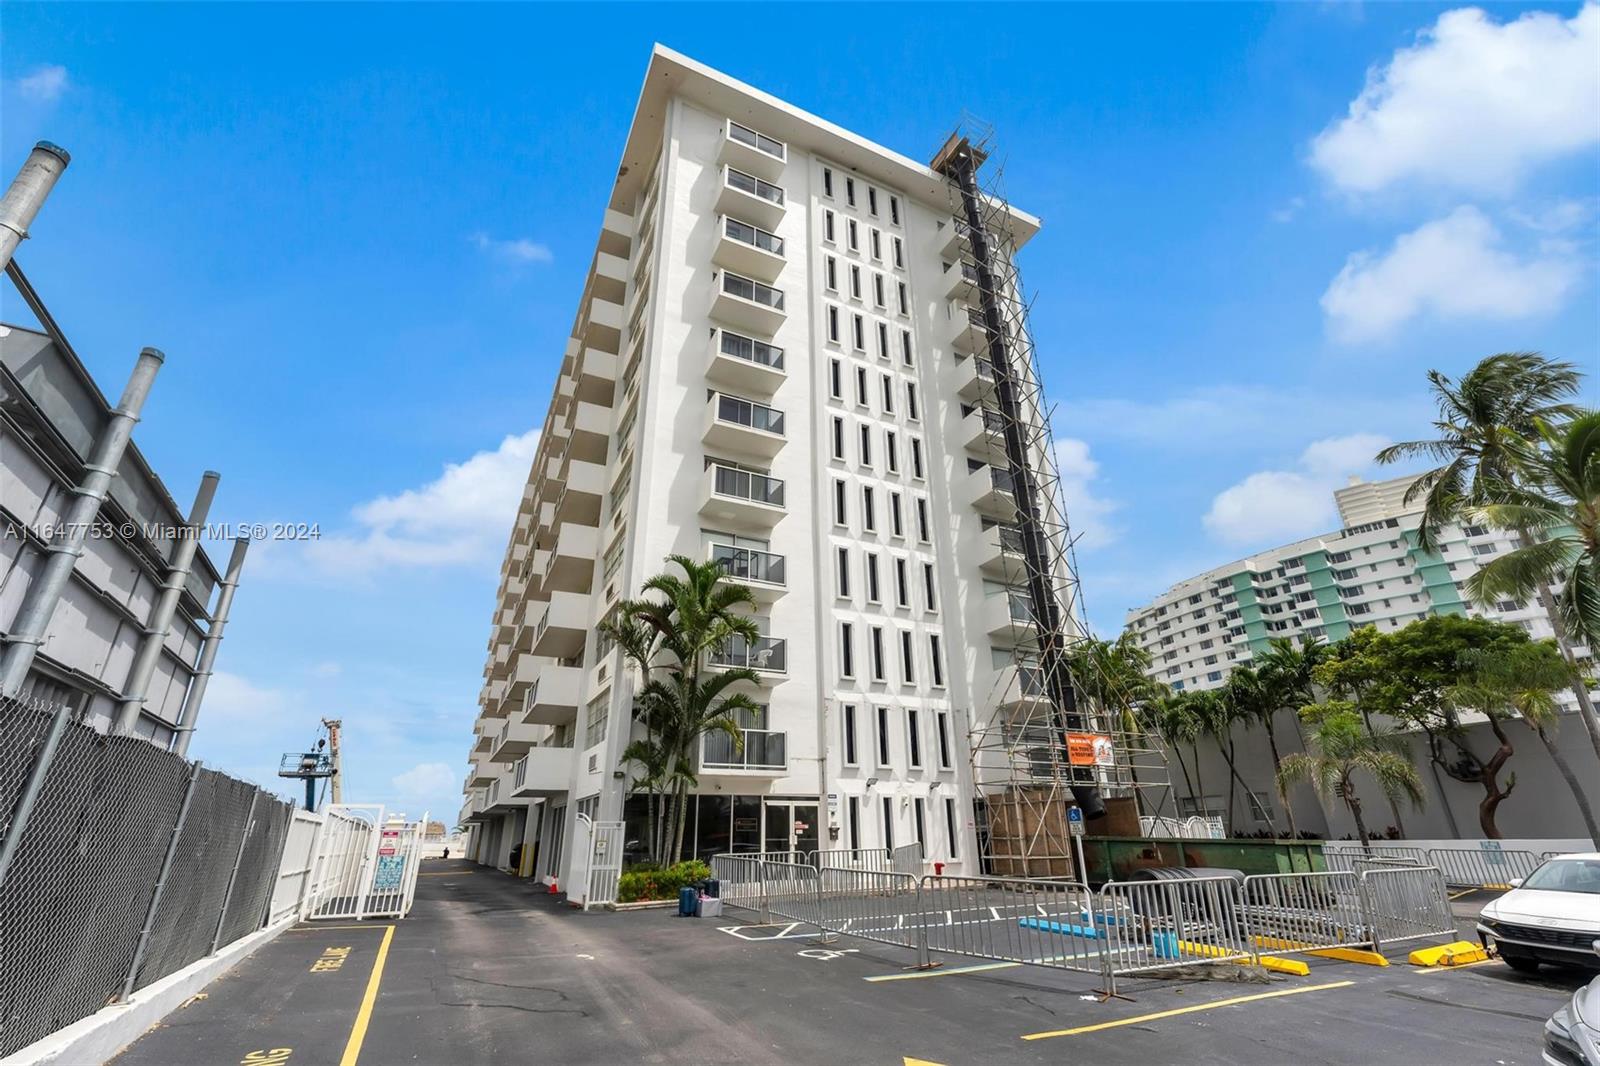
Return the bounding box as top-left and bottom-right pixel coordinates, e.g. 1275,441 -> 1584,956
891,843 -> 924,876
815,865 -> 920,949
1239,871 -> 1368,957
1356,865 -> 1455,953
1098,875 -> 1254,990
759,859 -> 825,935
915,875 -> 1108,977
814,847 -> 893,873
1322,843 -> 1429,872
1426,848 -> 1542,890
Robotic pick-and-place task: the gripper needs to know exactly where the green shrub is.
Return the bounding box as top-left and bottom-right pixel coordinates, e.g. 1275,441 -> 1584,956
616,859 -> 713,903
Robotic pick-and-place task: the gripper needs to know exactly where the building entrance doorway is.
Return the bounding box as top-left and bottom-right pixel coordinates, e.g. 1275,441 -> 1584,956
763,800 -> 819,857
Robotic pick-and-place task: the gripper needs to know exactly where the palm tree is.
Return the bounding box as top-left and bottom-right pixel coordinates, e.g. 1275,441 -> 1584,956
1377,354 -> 1600,768
1455,643 -> 1600,847
1217,669 -> 1280,836
1256,637 -> 1327,839
1069,634 -> 1166,814
1151,692 -> 1202,819
601,555 -> 765,864
1278,701 -> 1424,849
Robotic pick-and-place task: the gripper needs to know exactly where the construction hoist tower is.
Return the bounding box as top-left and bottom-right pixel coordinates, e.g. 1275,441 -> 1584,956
931,123 -> 1163,878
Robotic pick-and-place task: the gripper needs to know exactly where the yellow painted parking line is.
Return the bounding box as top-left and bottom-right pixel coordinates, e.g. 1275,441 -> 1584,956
1020,980 -> 1355,1041
866,961 -> 1022,982
284,924 -> 394,932
338,924 -> 395,1066
418,871 -> 471,877
1447,889 -> 1476,900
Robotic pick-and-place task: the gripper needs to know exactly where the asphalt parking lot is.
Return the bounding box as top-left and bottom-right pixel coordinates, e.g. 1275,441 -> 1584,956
112,859 -> 1587,1066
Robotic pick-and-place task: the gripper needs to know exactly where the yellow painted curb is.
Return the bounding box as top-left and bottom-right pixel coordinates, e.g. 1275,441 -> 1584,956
1409,941 -> 1489,967
1252,955 -> 1312,976
1175,939 -> 1310,976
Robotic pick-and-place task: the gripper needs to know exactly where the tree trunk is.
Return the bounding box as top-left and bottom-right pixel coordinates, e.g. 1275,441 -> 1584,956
1218,735 -> 1239,835
1171,744 -> 1198,814
1191,742 -> 1208,822
1263,717 -> 1299,839
1516,528 -> 1600,768
1531,721 -> 1600,848
1476,720 -> 1515,839
1346,783 -> 1371,852
672,779 -> 690,864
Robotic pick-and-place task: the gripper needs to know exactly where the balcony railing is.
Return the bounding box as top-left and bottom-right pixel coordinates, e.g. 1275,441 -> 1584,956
702,728 -> 787,771
712,393 -> 785,436
719,330 -> 784,371
721,272 -> 784,311
711,544 -> 787,587
1006,593 -> 1037,625
710,464 -> 785,507
725,166 -> 784,206
984,467 -> 1018,496
728,120 -> 785,162
995,524 -> 1026,555
724,217 -> 784,256
709,635 -> 788,673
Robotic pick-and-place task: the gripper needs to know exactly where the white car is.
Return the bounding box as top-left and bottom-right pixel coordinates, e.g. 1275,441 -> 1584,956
1477,853 -> 1600,973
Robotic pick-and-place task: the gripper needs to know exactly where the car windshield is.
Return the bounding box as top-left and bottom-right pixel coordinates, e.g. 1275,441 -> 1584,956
1520,858 -> 1600,894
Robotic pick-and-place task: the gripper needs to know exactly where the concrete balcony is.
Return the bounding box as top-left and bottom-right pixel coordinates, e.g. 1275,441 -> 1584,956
701,727 -> 787,775
558,455 -> 606,505
984,592 -> 1039,645
978,523 -> 1029,582
962,465 -> 1018,522
489,719 -> 544,764
702,392 -> 786,460
996,663 -> 1052,713
566,401 -> 612,464
945,307 -> 988,356
522,665 -> 582,726
490,641 -> 513,681
531,590 -> 590,659
707,329 -> 785,396
716,166 -> 786,231
707,635 -> 788,686
483,678 -> 510,718
536,500 -> 556,540
506,652 -> 542,706
472,729 -> 493,755
546,522 -> 599,592
708,543 -> 786,603
713,216 -> 786,283
718,118 -> 787,182
711,272 -> 785,335
575,348 -> 617,405
467,757 -> 497,788
582,295 -> 623,355
593,251 -> 628,307
699,463 -> 786,530
954,354 -> 996,401
510,745 -> 576,799
944,260 -> 981,302
961,406 -> 1010,463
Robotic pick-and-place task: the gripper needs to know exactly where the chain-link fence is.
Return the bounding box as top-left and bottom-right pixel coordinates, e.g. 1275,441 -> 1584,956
0,693 -> 293,1056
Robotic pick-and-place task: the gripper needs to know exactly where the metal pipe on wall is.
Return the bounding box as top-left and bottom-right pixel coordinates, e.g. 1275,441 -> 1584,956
0,347 -> 164,695
171,536 -> 248,757
0,141 -> 70,273
114,471 -> 220,736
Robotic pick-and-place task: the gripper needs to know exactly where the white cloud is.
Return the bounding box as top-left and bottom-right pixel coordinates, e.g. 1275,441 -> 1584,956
1203,432 -> 1389,546
1311,5 -> 1600,196
1272,196 -> 1306,223
309,661 -> 343,679
469,232 -> 553,265
1321,206 -> 1581,342
1052,437 -> 1119,551
392,761 -> 457,801
264,429 -> 538,581
17,65 -> 68,102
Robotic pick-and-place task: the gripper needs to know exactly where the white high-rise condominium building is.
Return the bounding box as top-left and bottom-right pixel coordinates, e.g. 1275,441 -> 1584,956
460,47 -> 1089,884
1123,472 -> 1584,702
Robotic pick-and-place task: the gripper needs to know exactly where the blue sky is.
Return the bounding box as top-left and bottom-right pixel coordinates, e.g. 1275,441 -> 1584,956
3,3 -> 1596,823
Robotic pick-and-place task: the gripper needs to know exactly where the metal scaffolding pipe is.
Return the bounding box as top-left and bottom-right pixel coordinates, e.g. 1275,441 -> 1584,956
171,536 -> 248,757
937,140 -> 1104,819
114,471 -> 220,736
0,141 -> 70,273
0,346 -> 165,696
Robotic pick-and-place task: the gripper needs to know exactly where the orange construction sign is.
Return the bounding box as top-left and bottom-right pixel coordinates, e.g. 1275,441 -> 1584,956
1066,733 -> 1115,767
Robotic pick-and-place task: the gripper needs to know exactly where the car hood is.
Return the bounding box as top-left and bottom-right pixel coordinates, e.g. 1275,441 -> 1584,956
1483,889 -> 1600,929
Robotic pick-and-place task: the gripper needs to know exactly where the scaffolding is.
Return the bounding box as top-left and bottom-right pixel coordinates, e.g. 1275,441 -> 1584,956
931,121 -> 1165,878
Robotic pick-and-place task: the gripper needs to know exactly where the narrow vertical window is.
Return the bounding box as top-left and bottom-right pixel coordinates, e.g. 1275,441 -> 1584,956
936,709 -> 953,768
833,479 -> 848,526
858,423 -> 872,468
852,314 -> 865,350
881,375 -> 895,414
824,208 -> 835,242
929,635 -> 945,688
831,416 -> 845,460
867,187 -> 878,216
876,705 -> 891,766
865,553 -> 881,603
890,195 -> 901,225
840,622 -> 855,678
894,557 -> 910,608
862,486 -> 877,532
847,218 -> 859,251
881,796 -> 894,849
850,264 -> 862,299
944,797 -> 959,858
910,438 -> 925,479
848,796 -> 861,850
855,366 -> 869,406
825,255 -> 838,291
842,703 -> 858,765
893,236 -> 904,268
873,273 -> 886,308
870,229 -> 882,260
889,492 -> 904,537
846,177 -> 856,207
915,497 -> 930,543
922,562 -> 937,610
822,167 -> 834,198
870,628 -> 886,682
913,797 -> 927,850
900,629 -> 916,684
907,709 -> 922,769
836,546 -> 851,598
829,357 -> 842,399
906,382 -> 920,421
877,322 -> 889,360
900,329 -> 913,366
827,305 -> 840,344
897,281 -> 908,315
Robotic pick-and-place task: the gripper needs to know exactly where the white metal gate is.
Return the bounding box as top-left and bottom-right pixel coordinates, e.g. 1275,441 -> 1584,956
305,805 -> 425,921
585,820 -> 625,911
